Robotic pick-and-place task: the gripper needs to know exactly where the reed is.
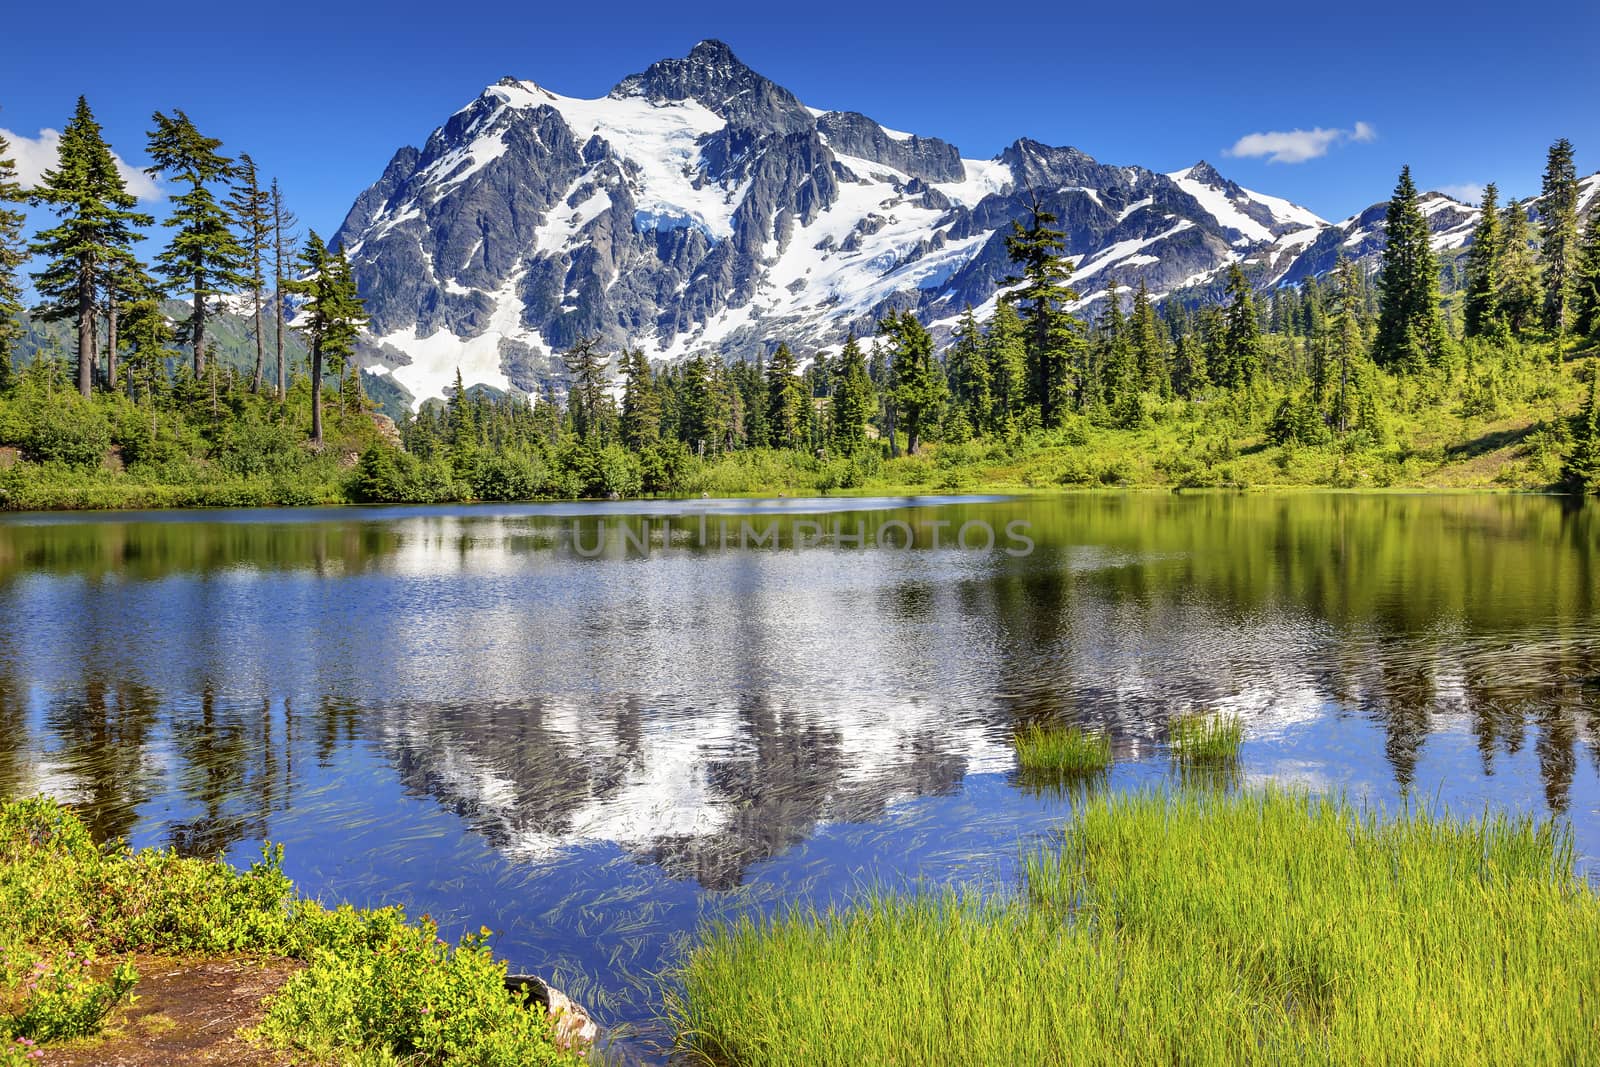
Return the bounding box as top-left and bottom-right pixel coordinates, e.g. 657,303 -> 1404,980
1168,711 -> 1244,763
671,788 -> 1600,1066
1012,722 -> 1113,779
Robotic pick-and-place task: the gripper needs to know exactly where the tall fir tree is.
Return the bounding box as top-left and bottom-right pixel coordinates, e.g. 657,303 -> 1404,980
0,130 -> 27,389
287,231 -> 366,444
1497,201 -> 1542,336
269,179 -> 297,399
228,153 -> 272,391
944,306 -> 991,432
562,337 -> 610,445
1462,183 -> 1502,338
619,348 -> 661,450
1329,257 -> 1366,434
29,97 -> 152,397
1373,166 -> 1448,370
1220,264 -> 1263,388
1538,138 -> 1580,343
878,310 -> 946,455
1004,201 -> 1082,426
1560,361 -> 1600,495
145,110 -> 248,377
1129,280 -> 1167,395
1572,209 -> 1600,342
828,333 -> 873,453
982,300 -> 1026,431
765,342 -> 804,448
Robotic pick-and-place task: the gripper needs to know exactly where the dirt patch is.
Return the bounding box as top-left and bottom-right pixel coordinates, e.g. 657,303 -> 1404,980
44,955 -> 302,1067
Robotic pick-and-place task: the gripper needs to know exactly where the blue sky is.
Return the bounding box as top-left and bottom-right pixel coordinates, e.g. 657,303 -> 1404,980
2,0 -> 1598,239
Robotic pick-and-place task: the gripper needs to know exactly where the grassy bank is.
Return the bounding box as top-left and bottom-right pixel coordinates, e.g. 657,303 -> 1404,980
671,788 -> 1600,1066
0,797 -> 580,1066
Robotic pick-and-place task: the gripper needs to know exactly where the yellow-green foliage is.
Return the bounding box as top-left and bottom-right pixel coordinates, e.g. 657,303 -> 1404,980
1168,711 -> 1245,763
0,797 -> 577,1066
673,789 -> 1600,1066
1013,723 -> 1112,779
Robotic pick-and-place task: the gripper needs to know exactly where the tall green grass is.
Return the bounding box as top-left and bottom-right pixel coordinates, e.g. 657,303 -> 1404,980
1013,723 -> 1112,780
671,789 -> 1600,1066
1168,711 -> 1244,763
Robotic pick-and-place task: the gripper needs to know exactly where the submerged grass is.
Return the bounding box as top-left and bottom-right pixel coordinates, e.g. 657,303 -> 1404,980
670,789 -> 1600,1066
1168,711 -> 1244,763
1012,723 -> 1112,780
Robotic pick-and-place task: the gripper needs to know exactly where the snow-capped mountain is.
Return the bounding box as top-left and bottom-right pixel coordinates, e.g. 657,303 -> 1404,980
332,40 -> 1595,407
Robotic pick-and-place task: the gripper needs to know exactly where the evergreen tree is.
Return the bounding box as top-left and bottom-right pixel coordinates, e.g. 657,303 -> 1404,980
828,333 -> 873,453
101,253 -> 158,393
983,301 -> 1026,431
1329,257 -> 1366,434
562,337 -> 610,445
287,231 -> 366,444
1220,264 -> 1263,388
0,131 -> 27,389
677,354 -> 716,455
1539,138 -> 1580,342
227,153 -> 272,391
270,179 -> 297,400
1497,202 -> 1542,335
1098,280 -> 1134,405
1373,166 -> 1448,370
1560,362 -> 1600,495
1572,209 -> 1600,341
145,110 -> 248,377
1129,280 -> 1167,395
878,311 -> 946,454
944,306 -> 991,431
619,348 -> 661,450
765,342 -> 804,448
1462,183 -> 1502,338
121,295 -> 176,408
29,97 -> 152,397
1004,201 -> 1082,425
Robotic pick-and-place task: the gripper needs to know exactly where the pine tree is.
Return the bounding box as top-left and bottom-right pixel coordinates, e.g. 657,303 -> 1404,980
0,131 -> 27,388
1373,166 -> 1448,370
944,306 -> 991,431
1129,280 -> 1167,395
1329,257 -> 1366,434
1497,202 -> 1542,336
269,179 -> 298,400
1462,183 -> 1502,338
878,311 -> 946,455
29,97 -> 152,397
146,110 -> 248,377
982,301 -> 1026,431
562,337 -> 610,445
1004,201 -> 1082,426
619,348 -> 661,449
101,253 -> 158,393
121,295 -> 176,408
228,153 -> 272,391
1220,264 -> 1263,388
828,333 -> 873,453
1098,280 -> 1134,405
1539,138 -> 1580,343
1573,210 -> 1600,341
765,342 -> 804,448
1560,362 -> 1600,495
287,232 -> 366,444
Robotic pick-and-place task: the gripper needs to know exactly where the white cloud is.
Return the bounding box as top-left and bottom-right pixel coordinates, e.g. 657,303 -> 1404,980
1,127 -> 163,202
1224,121 -> 1378,165
1434,183 -> 1485,204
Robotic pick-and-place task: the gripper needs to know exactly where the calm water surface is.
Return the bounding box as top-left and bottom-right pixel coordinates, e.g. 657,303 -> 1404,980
2,493 -> 1598,1055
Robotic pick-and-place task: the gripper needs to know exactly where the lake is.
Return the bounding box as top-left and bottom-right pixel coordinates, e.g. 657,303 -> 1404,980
2,493 -> 1598,1056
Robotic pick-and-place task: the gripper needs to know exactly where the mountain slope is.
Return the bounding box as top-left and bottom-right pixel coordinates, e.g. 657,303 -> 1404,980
334,40 -> 1596,408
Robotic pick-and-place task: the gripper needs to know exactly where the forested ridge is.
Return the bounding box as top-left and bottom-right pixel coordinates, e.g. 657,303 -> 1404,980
2,100 -> 1599,510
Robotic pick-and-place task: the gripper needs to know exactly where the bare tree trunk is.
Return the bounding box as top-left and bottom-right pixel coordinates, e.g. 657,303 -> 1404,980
78,261 -> 96,398
106,302 -> 119,393
252,287 -> 265,392
310,340 -> 323,444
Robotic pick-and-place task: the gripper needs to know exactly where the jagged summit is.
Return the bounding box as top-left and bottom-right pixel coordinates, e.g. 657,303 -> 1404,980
333,43 -> 1378,408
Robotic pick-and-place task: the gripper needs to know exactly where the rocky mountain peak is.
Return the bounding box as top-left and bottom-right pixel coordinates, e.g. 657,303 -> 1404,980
610,39 -> 813,134
1184,160 -> 1227,186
